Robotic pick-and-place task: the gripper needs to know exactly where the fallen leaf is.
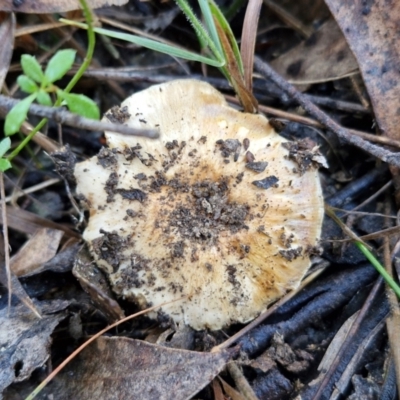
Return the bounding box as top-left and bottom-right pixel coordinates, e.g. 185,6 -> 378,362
11,228 -> 64,277
323,0 -> 400,140
219,377 -> 247,400
0,12 -> 14,89
46,337 -> 234,400
271,19 -> 358,84
0,206 -> 80,239
26,239 -> 80,276
0,0 -> 128,13
0,301 -> 68,395
0,232 -> 41,317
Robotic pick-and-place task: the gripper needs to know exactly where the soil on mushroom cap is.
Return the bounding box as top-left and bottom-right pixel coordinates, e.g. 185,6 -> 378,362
158,176 -> 250,248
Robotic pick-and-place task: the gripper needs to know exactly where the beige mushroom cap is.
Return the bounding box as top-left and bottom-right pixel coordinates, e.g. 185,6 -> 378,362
74,79 -> 324,330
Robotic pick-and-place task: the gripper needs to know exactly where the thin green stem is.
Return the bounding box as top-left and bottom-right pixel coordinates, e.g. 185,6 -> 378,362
7,119 -> 47,162
326,204 -> 400,300
7,0 -> 95,162
60,0 -> 95,98
355,241 -> 400,299
174,0 -> 223,63
198,0 -> 222,55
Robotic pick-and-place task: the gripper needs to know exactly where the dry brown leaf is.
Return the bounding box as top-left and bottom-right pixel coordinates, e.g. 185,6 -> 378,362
212,379 -> 225,400
271,19 -> 358,84
219,377 -> 247,400
323,0 -> 400,140
0,301 -> 68,395
28,239 -> 81,276
0,206 -> 80,239
0,232 -> 41,317
0,0 -> 128,13
0,12 -> 14,89
45,336 -> 233,400
11,228 -> 64,277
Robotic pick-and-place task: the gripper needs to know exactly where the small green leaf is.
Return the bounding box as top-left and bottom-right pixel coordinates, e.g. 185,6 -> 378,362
37,89 -> 52,106
0,138 -> 11,158
44,49 -> 76,83
21,55 -> 44,83
0,158 -> 12,171
17,75 -> 39,94
59,91 -> 99,119
4,93 -> 37,136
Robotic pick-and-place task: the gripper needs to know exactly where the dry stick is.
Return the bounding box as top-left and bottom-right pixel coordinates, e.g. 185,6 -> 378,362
20,122 -> 61,154
212,264 -> 328,352
350,180 -> 393,213
2,96 -> 62,153
4,178 -> 61,203
227,362 -> 259,400
225,94 -> 400,150
0,95 -> 159,139
311,276 -> 383,400
263,0 -> 313,38
0,174 -> 11,312
254,57 -> 400,167
322,225 -> 400,244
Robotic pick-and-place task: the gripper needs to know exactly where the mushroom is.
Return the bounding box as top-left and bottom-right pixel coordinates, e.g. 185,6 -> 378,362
74,79 -> 324,330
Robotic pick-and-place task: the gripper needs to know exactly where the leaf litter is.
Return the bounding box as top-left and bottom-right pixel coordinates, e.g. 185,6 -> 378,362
1,0 -> 400,398
39,337 -> 234,400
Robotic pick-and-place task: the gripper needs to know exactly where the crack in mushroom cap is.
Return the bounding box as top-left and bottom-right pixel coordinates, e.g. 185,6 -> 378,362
74,79 -> 324,330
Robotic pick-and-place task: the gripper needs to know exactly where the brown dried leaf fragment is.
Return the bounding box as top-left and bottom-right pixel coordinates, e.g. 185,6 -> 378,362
45,336 -> 233,400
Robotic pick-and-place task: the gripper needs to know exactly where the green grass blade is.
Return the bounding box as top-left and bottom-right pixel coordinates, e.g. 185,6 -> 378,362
209,0 -> 243,75
60,19 -> 225,68
198,0 -> 222,54
355,242 -> 400,299
173,0 -> 223,63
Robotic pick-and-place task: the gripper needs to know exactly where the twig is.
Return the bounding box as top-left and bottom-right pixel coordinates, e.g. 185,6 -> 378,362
4,178 -> 61,203
311,277 -> 384,400
0,95 -> 159,139
226,94 -> 400,149
254,56 -> 400,167
263,0 -> 313,38
227,362 -> 259,400
0,173 -> 11,312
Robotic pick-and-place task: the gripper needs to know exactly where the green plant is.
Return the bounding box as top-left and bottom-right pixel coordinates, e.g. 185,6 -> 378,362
0,49 -> 99,172
325,205 -> 400,299
61,0 -> 257,112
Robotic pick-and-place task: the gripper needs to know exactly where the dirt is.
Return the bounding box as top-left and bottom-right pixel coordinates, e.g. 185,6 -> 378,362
282,139 -> 325,175
252,175 -> 279,189
104,105 -> 131,124
97,147 -> 118,169
91,229 -> 129,272
166,178 -> 250,245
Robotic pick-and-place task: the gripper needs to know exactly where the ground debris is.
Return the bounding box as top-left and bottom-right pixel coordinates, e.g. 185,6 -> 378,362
282,139 -> 328,175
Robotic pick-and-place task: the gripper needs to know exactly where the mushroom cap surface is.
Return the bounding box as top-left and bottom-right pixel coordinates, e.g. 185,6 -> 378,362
74,79 -> 324,330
